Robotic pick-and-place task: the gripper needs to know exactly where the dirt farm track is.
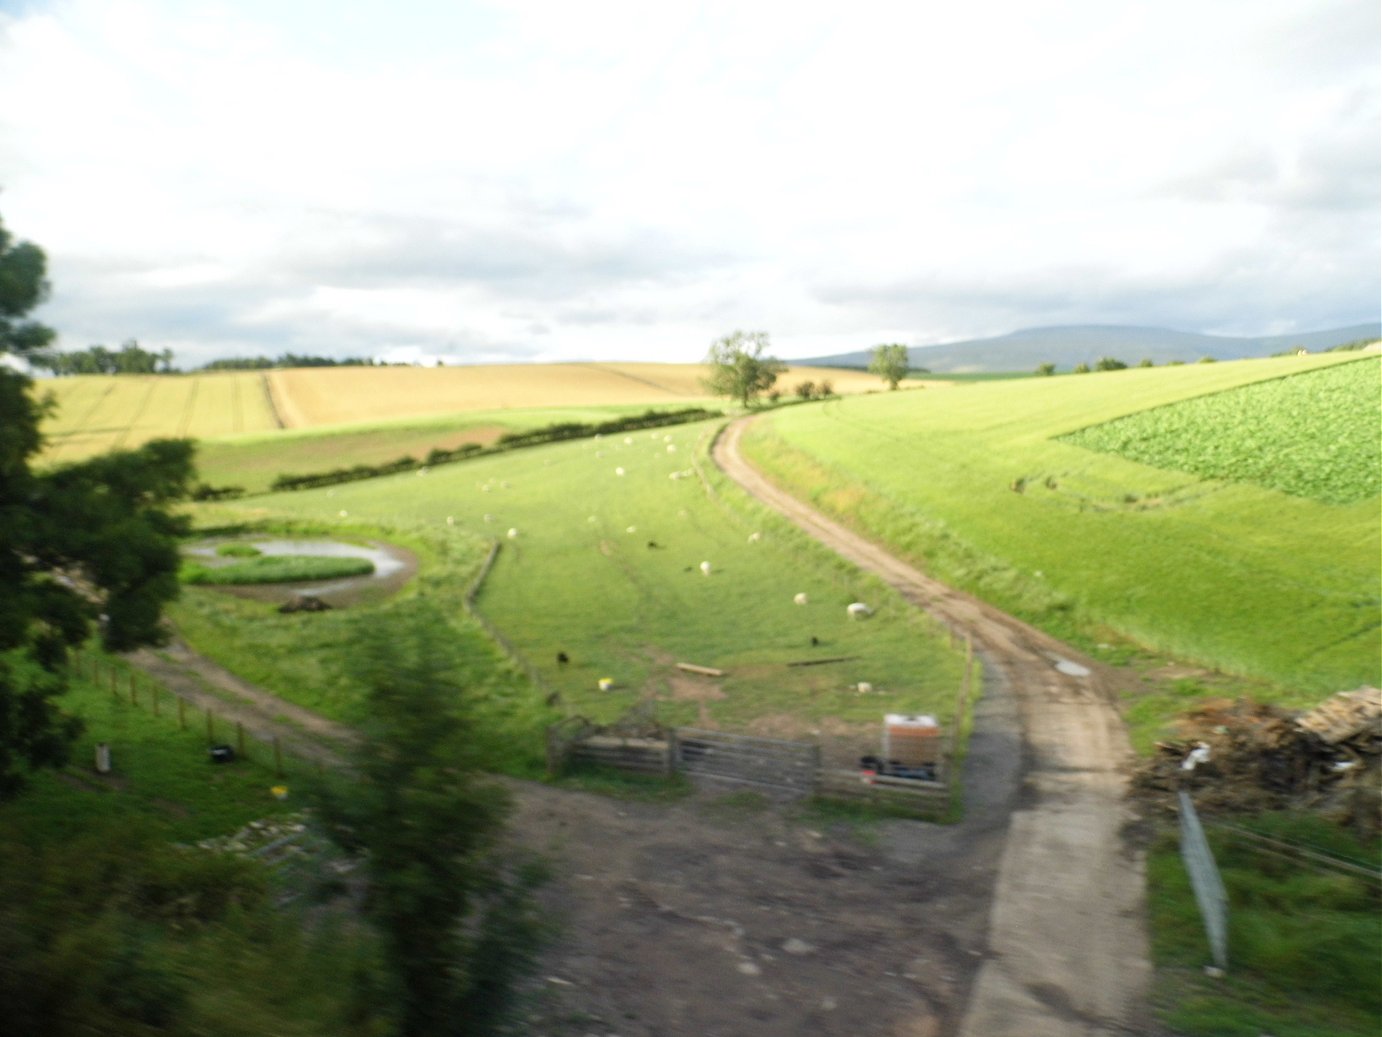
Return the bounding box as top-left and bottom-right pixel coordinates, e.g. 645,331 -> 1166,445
131,416 -> 1161,1036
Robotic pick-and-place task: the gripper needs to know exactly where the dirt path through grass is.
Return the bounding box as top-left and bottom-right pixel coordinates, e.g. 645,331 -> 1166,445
714,416 -> 1153,1036
125,636 -> 354,769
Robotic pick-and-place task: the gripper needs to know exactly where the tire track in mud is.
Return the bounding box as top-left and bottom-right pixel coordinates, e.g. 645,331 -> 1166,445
713,416 -> 1154,1037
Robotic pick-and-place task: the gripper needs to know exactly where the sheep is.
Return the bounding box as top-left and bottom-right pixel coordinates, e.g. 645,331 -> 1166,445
646,540 -> 662,549
626,525 -> 637,534
483,514 -> 494,523
699,561 -> 712,576
846,602 -> 874,619
556,651 -> 570,665
598,677 -> 614,691
854,681 -> 874,694
747,531 -> 761,543
446,516 -> 455,526
615,466 -> 626,476
507,528 -> 519,539
793,592 -> 809,606
666,444 -> 677,453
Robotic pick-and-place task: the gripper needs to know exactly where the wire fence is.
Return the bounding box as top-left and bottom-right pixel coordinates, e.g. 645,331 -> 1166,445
71,649 -> 337,779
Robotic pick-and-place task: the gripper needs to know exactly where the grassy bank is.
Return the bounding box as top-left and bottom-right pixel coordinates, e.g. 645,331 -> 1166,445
0,673 -> 377,1036
739,353 -> 1380,704
1148,812 -> 1381,1037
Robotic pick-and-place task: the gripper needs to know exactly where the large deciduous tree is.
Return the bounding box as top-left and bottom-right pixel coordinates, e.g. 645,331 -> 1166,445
702,330 -> 785,408
868,343 -> 910,390
0,214 -> 194,799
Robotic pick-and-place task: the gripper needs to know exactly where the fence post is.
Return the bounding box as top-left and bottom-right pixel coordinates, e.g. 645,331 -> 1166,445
666,727 -> 679,777
1178,790 -> 1229,971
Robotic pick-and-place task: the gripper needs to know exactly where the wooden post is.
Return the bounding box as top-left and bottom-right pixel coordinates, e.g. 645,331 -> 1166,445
177,695 -> 187,730
273,736 -> 283,778
236,722 -> 246,760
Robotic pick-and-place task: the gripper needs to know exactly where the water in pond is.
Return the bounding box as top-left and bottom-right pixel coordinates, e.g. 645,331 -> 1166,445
185,538 -> 412,599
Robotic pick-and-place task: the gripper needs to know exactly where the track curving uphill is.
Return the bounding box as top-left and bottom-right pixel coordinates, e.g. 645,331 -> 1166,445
714,415 -> 1153,1036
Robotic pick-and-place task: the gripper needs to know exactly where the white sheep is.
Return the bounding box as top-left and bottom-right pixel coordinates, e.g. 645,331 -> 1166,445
626,525 -> 637,533
793,592 -> 809,606
747,532 -> 761,543
846,602 -> 874,619
666,444 -> 677,453
615,467 -> 626,476
483,514 -> 494,523
699,561 -> 712,576
598,677 -> 614,691
854,681 -> 874,694
446,516 -> 455,526
507,528 -> 519,539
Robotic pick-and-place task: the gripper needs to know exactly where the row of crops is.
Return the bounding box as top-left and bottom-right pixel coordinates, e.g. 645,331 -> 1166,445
1061,356 -> 1381,505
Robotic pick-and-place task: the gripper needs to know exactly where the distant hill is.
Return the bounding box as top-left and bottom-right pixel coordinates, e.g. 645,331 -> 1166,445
800,323 -> 1382,374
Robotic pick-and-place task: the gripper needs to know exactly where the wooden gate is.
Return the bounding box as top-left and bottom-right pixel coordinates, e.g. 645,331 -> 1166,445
674,728 -> 821,796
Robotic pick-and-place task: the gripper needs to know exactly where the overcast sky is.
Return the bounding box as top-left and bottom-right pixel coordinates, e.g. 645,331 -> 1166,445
1,0 -> 1378,367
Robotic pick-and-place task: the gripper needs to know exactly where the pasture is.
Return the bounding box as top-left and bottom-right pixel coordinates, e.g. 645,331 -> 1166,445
180,419 -> 967,767
739,352 -> 1381,704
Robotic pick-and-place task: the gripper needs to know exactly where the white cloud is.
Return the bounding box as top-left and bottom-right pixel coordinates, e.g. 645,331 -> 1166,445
1,0 -> 1376,366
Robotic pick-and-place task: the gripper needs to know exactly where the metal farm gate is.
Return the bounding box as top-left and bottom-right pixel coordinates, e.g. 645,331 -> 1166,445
673,728 -> 821,797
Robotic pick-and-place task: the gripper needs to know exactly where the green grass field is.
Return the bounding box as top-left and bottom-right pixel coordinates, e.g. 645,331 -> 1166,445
183,420 -> 967,764
738,353 -> 1380,706
192,403 -> 717,494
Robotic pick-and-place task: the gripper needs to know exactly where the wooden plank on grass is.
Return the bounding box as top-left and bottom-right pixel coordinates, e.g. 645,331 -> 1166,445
676,662 -> 724,677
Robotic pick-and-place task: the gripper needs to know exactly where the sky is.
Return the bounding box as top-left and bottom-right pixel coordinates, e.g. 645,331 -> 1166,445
0,0 -> 1378,368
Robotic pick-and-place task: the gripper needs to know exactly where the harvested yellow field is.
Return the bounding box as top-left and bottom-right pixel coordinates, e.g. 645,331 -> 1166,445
38,372 -> 279,463
36,361 -> 917,463
265,362 -> 893,428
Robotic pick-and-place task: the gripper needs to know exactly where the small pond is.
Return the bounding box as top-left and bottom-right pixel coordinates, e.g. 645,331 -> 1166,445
184,538 -> 416,603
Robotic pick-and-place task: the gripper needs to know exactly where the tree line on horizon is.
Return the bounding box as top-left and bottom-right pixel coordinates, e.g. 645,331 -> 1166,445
30,343 -> 388,375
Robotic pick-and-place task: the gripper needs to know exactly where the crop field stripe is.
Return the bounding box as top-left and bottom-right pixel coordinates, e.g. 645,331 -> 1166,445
260,372 -> 285,428
176,377 -> 199,438
111,376 -> 159,451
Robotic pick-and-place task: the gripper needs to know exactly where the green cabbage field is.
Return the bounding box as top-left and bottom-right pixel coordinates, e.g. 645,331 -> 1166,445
1061,356 -> 1381,504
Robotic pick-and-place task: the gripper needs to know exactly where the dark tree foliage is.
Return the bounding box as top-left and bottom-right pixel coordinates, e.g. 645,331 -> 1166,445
0,215 -> 194,799
318,603 -> 544,1037
36,340 -> 174,375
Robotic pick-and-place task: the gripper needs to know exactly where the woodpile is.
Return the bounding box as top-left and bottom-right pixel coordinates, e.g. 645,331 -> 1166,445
1133,688 -> 1382,835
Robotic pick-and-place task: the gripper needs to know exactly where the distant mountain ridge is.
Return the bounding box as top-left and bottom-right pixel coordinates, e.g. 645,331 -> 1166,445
799,323 -> 1381,374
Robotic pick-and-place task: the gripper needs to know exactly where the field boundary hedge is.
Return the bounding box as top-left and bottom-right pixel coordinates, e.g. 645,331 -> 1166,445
266,407 -> 720,494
